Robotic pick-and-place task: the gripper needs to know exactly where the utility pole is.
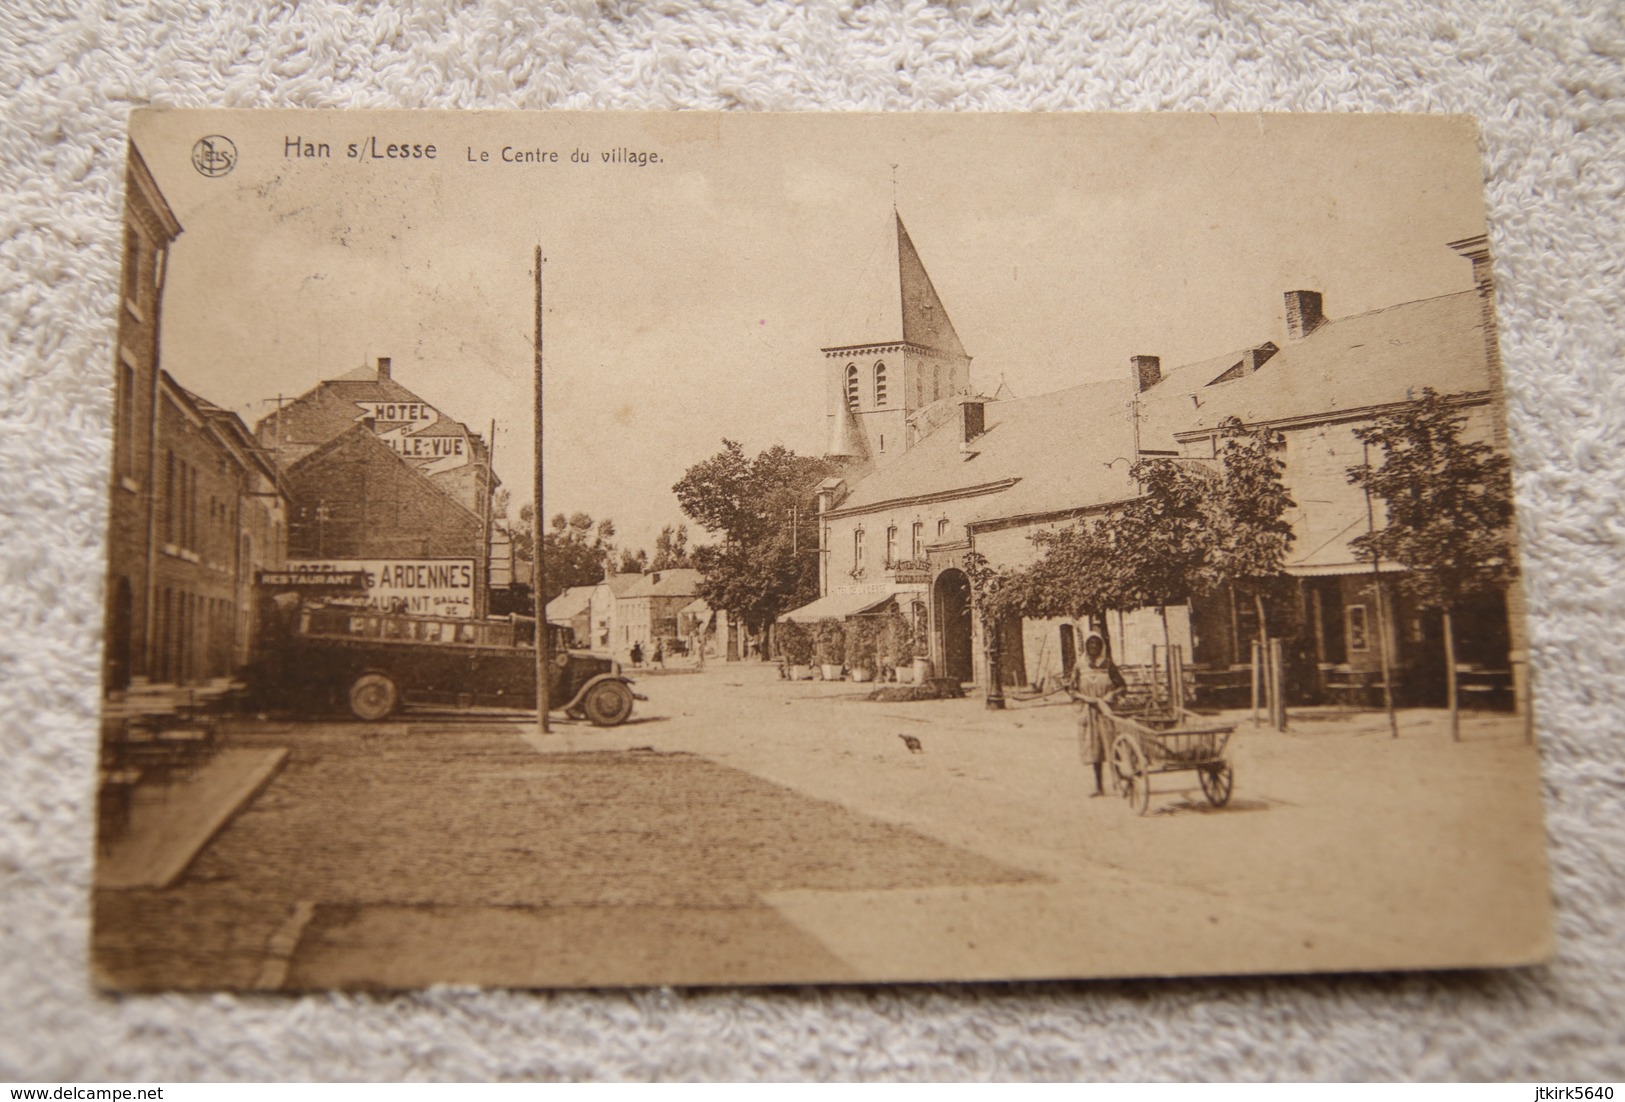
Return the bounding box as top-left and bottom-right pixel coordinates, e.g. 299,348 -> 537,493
479,417 -> 496,620
534,246 -> 549,734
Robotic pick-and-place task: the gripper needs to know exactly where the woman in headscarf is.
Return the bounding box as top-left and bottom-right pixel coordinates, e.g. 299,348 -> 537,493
1073,631 -> 1127,797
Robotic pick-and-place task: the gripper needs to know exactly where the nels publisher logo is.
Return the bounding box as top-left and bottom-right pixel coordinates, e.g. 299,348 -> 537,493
191,134 -> 237,178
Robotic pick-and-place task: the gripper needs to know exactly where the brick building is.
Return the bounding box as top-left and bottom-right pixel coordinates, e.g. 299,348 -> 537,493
104,144 -> 183,690
105,144 -> 289,691
255,357 -> 498,617
148,377 -> 289,683
281,426 -> 485,618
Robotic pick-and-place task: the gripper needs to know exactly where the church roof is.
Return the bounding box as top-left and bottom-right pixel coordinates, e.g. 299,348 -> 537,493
821,213 -> 967,360
825,403 -> 868,460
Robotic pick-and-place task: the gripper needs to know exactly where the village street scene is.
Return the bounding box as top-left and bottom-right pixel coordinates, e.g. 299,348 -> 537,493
93,112 -> 1550,990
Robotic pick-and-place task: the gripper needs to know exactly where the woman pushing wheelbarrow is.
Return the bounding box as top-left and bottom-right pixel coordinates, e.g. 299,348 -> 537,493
1070,632 -> 1127,797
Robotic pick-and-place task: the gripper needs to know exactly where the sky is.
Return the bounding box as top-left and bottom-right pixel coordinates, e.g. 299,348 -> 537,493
133,111 -> 1488,558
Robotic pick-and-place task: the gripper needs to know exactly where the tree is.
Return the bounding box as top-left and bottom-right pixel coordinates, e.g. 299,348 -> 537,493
617,547 -> 650,575
537,511 -> 619,604
674,440 -> 836,646
963,551 -> 1012,709
1348,388 -> 1516,741
650,524 -> 693,571
1207,416 -> 1296,646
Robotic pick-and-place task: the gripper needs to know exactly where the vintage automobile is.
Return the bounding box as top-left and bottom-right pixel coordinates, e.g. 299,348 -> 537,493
251,580 -> 638,725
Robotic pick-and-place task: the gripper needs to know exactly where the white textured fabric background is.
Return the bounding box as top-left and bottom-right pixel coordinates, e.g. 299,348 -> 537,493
2,0 -> 1622,1082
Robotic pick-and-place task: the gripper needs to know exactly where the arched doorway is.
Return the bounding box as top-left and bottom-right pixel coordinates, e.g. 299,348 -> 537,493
107,577 -> 133,692
933,568 -> 973,683
1059,623 -> 1078,678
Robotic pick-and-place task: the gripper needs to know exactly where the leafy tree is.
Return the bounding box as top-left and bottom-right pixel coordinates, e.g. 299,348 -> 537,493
537,511 -> 619,604
1207,415 -> 1296,658
617,547 -> 650,575
992,517 -> 1124,631
1348,388 -> 1516,741
964,550 -> 1014,706
674,440 -> 835,645
651,524 -> 694,571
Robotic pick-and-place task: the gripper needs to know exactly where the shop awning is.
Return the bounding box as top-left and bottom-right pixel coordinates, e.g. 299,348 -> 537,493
1284,561 -> 1405,578
777,592 -> 896,624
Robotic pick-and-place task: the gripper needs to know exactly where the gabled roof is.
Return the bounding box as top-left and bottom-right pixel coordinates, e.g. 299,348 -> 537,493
284,423 -> 482,525
620,568 -> 703,599
164,375 -> 284,490
833,378 -> 1141,525
829,287 -> 1494,531
598,572 -> 646,597
545,585 -> 595,624
1140,291 -> 1492,446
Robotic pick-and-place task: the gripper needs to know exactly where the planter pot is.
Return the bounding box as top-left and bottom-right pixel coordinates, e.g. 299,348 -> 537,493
820,664 -> 843,681
790,664 -> 812,681
894,665 -> 914,685
913,657 -> 935,683
851,667 -> 874,683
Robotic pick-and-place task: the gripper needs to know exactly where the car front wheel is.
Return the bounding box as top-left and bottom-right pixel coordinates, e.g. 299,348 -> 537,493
582,680 -> 634,727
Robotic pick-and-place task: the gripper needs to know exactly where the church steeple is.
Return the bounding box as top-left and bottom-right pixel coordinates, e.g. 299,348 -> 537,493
820,213 -> 972,474
896,215 -> 967,362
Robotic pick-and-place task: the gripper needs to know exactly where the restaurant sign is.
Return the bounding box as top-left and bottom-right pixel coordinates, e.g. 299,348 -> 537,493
283,558 -> 476,618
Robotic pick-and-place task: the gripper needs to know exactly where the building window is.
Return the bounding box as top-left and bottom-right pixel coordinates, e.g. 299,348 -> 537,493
845,364 -> 859,411
122,227 -> 141,307
933,365 -> 941,402
117,363 -> 135,475
937,518 -> 950,539
912,522 -> 924,560
163,451 -> 175,543
853,528 -> 865,571
1347,604 -> 1370,652
885,526 -> 897,564
874,362 -> 887,407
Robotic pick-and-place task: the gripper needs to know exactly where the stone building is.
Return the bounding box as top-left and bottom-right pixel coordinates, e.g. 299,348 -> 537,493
794,214 -> 1523,710
614,569 -> 703,657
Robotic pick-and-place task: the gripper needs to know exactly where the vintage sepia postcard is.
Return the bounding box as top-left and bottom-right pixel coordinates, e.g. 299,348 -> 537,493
93,110 -> 1551,990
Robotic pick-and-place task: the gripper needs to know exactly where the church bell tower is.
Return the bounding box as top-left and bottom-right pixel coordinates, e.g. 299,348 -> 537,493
821,213 -> 972,477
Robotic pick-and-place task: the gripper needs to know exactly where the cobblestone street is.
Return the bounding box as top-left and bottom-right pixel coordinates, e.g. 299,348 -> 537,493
94,664 -> 1550,989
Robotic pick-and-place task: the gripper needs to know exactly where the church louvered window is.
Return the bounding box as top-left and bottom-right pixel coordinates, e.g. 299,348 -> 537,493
845,364 -> 859,410
874,362 -> 887,407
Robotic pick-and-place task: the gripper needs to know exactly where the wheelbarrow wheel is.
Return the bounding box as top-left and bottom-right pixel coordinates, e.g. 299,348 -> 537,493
1128,767 -> 1151,816
1199,761 -> 1234,807
1109,735 -> 1139,800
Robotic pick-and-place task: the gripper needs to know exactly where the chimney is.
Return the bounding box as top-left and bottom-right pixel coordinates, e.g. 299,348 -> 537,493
1132,354 -> 1162,393
1449,234 -> 1494,292
1284,291 -> 1324,340
377,356 -> 392,380
961,397 -> 986,444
